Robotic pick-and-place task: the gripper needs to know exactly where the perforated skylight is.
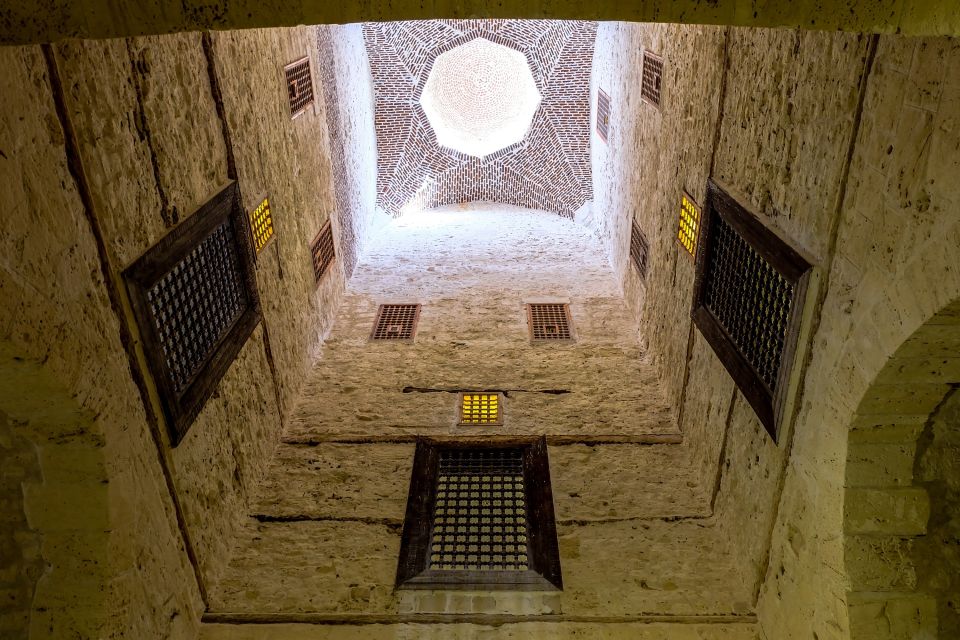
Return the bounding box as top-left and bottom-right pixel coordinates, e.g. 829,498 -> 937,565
420,38 -> 541,158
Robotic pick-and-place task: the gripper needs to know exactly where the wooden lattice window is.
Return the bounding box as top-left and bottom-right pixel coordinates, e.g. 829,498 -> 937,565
284,56 -> 314,118
692,180 -> 813,441
678,191 -> 700,258
371,304 -> 421,341
630,218 -> 649,279
124,181 -> 261,444
527,303 -> 574,342
310,220 -> 335,285
596,87 -> 611,142
250,196 -> 274,255
641,50 -> 663,108
396,438 -> 562,590
459,393 -> 503,426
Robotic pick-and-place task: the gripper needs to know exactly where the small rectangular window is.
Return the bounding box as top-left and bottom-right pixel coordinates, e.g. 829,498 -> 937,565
310,220 -> 336,285
692,180 -> 813,441
371,304 -> 421,341
678,191 -> 700,258
250,196 -> 274,255
123,181 -> 261,444
596,87 -> 610,142
630,218 -> 649,279
527,303 -> 574,342
396,438 -> 562,590
284,56 -> 314,118
641,50 -> 663,108
459,393 -> 503,426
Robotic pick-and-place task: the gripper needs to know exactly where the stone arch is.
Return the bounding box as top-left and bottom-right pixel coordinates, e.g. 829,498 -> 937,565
0,340 -> 110,638
844,298 -> 960,639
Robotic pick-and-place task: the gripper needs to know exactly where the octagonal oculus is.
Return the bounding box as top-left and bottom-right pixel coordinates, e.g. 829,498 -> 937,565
420,38 -> 541,158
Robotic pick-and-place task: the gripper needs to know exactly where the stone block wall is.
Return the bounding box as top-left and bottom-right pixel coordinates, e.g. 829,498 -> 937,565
0,23 -> 366,638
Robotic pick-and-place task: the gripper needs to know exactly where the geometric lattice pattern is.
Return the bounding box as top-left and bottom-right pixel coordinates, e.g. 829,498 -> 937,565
310,221 -> 336,284
678,192 -> 700,257
371,304 -> 421,341
596,87 -> 610,142
285,56 -> 314,118
363,20 -> 597,217
528,303 -> 573,341
428,448 -> 529,572
641,50 -> 663,107
459,393 -> 502,425
702,213 -> 795,390
630,218 -> 649,279
250,196 -> 274,254
146,221 -> 248,393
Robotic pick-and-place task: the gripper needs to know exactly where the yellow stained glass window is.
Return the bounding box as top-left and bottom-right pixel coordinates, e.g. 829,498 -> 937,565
459,393 -> 502,425
250,196 -> 274,254
678,192 -> 700,257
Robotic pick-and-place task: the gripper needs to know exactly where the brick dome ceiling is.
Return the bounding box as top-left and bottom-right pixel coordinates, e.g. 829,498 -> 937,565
363,20 -> 597,217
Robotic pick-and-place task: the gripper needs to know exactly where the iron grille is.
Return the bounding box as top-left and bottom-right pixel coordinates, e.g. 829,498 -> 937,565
528,303 -> 573,341
678,192 -> 700,257
459,393 -> 502,426
596,88 -> 611,142
250,196 -> 274,254
371,304 -> 421,341
630,219 -> 649,279
285,56 -> 314,118
123,181 -> 261,444
641,50 -> 663,107
396,438 -> 562,590
430,449 -> 528,571
692,180 -> 812,441
311,220 -> 335,284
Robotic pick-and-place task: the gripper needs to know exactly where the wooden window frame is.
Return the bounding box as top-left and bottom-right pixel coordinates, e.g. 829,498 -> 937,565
526,303 -> 576,343
396,437 -> 562,591
630,218 -> 650,280
640,49 -> 663,109
369,303 -> 422,342
123,181 -> 261,445
310,219 -> 336,287
284,55 -> 315,119
691,180 -> 812,441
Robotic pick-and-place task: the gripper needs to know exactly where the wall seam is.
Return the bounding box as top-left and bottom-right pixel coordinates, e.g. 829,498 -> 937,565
751,32 -> 881,612
41,43 -> 208,607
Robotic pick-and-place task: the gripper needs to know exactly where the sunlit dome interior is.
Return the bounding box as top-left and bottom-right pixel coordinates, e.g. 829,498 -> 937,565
419,37 -> 542,158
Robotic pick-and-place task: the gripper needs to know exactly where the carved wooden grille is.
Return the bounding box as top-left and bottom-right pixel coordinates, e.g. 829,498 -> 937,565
692,180 -> 812,441
285,56 -> 314,118
311,220 -> 335,284
397,439 -> 562,590
596,88 -> 610,142
459,393 -> 502,426
124,182 -> 260,444
527,303 -> 573,341
678,192 -> 700,257
371,304 -> 421,341
250,196 -> 274,254
630,219 -> 649,279
641,50 -> 663,107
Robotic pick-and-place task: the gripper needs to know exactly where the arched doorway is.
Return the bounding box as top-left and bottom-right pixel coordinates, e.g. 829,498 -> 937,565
844,299 -> 960,638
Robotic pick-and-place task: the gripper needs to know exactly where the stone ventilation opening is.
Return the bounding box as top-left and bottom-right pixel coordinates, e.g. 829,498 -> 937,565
310,220 -> 336,285
370,304 -> 421,341
630,218 -> 650,280
678,192 -> 700,258
420,37 -> 541,158
596,87 -> 611,142
692,181 -> 812,440
396,439 -> 561,589
641,50 -> 663,107
527,303 -> 574,342
459,393 -> 503,425
250,196 -> 274,255
284,56 -> 314,118
123,182 -> 261,443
